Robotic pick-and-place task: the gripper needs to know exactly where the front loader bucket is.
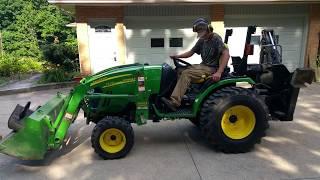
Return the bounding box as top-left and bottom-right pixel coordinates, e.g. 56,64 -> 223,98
0,93 -> 67,160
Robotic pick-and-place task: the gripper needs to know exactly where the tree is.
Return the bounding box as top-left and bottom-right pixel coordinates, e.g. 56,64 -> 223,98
2,3 -> 42,58
0,31 -> 3,56
0,0 -> 25,30
34,4 -> 76,45
1,0 -> 77,59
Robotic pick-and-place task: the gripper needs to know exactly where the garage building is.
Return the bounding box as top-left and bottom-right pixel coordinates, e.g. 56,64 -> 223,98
49,0 -> 320,80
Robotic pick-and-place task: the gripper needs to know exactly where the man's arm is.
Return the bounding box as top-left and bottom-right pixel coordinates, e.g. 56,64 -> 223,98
212,49 -> 230,82
170,51 -> 195,59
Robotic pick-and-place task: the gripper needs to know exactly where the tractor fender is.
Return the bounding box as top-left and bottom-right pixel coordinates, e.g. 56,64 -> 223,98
192,77 -> 255,116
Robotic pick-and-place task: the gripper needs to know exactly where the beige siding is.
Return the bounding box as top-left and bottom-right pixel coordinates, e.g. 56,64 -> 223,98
76,23 -> 91,75
115,23 -> 127,65
305,4 -> 320,81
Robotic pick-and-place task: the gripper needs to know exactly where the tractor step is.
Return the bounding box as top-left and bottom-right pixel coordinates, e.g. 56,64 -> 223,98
164,108 -> 193,118
152,104 -> 194,119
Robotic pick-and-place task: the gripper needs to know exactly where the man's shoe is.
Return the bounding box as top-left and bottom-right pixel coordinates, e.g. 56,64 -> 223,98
161,97 -> 177,111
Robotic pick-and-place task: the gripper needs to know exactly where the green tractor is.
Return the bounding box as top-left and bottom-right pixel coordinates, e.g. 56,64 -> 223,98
0,26 -> 315,160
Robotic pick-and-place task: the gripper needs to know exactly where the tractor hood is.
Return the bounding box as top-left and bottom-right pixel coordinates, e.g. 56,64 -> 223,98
82,63 -> 163,89
83,63 -> 145,87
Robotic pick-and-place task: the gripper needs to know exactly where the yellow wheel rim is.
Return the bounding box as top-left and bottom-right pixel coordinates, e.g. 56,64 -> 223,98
221,105 -> 256,140
99,128 -> 126,153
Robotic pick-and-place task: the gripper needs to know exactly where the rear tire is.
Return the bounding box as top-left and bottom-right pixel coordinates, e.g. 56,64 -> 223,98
91,116 -> 134,159
199,86 -> 269,153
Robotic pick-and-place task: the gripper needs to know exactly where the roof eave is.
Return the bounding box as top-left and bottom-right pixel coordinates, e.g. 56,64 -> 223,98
48,0 -> 320,5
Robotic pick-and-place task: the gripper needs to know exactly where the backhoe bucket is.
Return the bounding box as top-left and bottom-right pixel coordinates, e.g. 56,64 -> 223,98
291,68 -> 315,88
0,93 -> 67,160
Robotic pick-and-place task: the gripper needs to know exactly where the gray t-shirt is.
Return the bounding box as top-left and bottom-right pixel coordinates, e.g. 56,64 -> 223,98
191,33 -> 226,67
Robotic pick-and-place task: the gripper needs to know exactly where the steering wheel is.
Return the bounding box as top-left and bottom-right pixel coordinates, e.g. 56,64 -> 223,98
172,57 -> 192,68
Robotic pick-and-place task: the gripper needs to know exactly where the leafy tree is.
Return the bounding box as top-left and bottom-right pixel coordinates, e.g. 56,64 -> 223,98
34,4 -> 76,45
2,3 -> 42,58
1,0 -> 77,61
0,0 -> 25,30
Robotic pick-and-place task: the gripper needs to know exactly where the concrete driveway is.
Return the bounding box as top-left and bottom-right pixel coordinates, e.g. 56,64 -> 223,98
0,84 -> 319,180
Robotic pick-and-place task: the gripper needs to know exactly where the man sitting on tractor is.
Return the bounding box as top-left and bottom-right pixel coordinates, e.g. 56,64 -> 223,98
161,18 -> 230,111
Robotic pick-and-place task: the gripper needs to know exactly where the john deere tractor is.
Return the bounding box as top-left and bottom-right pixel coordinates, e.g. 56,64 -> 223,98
0,26 -> 314,160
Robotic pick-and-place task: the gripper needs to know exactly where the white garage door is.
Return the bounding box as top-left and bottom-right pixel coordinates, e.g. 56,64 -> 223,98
225,5 -> 308,72
124,6 -> 210,66
125,18 -> 203,66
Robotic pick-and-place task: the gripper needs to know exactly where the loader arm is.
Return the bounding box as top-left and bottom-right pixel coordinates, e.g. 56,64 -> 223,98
52,83 -> 89,148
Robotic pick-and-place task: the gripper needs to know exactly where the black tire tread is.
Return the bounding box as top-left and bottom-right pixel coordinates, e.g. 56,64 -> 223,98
199,86 -> 269,153
91,116 -> 134,159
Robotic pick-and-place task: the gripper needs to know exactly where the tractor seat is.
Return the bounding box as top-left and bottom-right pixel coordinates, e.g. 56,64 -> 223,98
193,75 -> 212,84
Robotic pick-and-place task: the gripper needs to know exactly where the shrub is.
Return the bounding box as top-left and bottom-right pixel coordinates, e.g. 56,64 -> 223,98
38,69 -> 66,83
0,54 -> 43,77
42,43 -> 79,72
38,68 -> 80,83
18,57 -> 44,73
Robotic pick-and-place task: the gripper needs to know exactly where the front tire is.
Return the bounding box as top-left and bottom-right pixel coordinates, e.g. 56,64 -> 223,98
200,86 -> 269,153
91,116 -> 134,159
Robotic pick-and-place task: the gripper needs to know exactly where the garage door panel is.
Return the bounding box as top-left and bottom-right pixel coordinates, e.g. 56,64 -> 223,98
280,34 -> 303,39
126,29 -> 198,63
280,45 -> 301,50
141,55 -> 168,65
126,39 -> 148,48
225,17 -> 304,28
127,29 -> 193,37
124,16 -> 207,29
129,48 -> 166,53
125,21 -> 191,29
126,29 -> 196,43
282,51 -> 301,60
225,15 -> 306,71
148,29 -> 195,38
279,41 -> 301,47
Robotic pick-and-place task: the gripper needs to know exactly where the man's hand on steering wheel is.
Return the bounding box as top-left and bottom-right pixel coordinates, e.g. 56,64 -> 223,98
170,56 -> 192,68
170,55 -> 178,59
